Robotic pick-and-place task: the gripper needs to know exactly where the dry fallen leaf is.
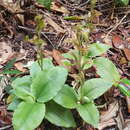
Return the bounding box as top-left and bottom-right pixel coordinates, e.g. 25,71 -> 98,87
99,101 -> 119,130
14,62 -> 27,72
92,32 -> 104,43
112,35 -> 125,49
124,119 -> 130,130
103,35 -> 113,46
51,2 -> 70,14
52,49 -> 64,66
123,48 -> 130,61
52,49 -> 72,71
0,41 -> 14,64
119,57 -> 128,65
0,77 -> 3,101
1,0 -> 24,24
99,119 -> 116,130
35,1 -> 69,14
45,17 -> 65,33
126,96 -> 130,113
0,107 -> 12,125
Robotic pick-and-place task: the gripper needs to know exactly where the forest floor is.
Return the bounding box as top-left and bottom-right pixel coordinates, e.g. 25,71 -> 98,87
0,0 -> 130,130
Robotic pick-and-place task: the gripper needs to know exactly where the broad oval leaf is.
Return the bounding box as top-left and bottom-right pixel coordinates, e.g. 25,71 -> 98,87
77,103 -> 99,128
12,76 -> 34,102
94,57 -> 120,84
45,101 -> 76,128
87,43 -> 111,57
82,78 -> 113,100
29,58 -> 54,79
31,67 -> 68,103
54,85 -> 78,109
13,102 -> 45,130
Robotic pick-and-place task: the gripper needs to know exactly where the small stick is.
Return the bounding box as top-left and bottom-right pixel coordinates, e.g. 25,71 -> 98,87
18,25 -> 55,48
105,14 -> 128,38
0,125 -> 12,130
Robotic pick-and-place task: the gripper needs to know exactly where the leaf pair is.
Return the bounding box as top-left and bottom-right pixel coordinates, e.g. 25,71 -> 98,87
62,43 -> 111,70
54,78 -> 113,127
13,101 -> 76,130
45,101 -> 76,128
94,55 -> 130,98
12,59 -> 73,130
63,43 -> 111,60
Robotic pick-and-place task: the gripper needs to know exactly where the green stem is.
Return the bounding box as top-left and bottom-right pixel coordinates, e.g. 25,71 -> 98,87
77,49 -> 85,103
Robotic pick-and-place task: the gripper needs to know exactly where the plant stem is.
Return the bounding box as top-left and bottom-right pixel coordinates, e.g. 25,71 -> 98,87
78,47 -> 85,103
37,45 -> 44,71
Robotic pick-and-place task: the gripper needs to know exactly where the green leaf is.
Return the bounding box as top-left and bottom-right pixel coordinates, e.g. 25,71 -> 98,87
82,78 -> 113,100
87,43 -> 111,57
64,16 -> 84,20
82,57 -> 93,70
37,0 -> 52,9
77,103 -> 99,128
2,70 -> 22,75
116,0 -> 129,6
7,98 -> 21,111
31,67 -> 68,103
12,76 -> 34,102
117,83 -> 130,97
0,76 -> 2,82
45,101 -> 76,128
13,102 -> 45,130
62,52 -> 74,60
3,58 -> 16,70
61,59 -> 72,67
35,15 -> 45,34
62,50 -> 79,60
94,57 -> 120,84
29,58 -> 54,79
121,78 -> 130,85
119,78 -> 130,97
54,85 -> 78,109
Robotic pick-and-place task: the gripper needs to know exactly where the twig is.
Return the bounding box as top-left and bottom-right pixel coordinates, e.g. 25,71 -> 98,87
79,0 -> 90,7
105,14 -> 128,38
96,0 -> 113,8
18,25 -> 56,35
18,25 -> 55,48
57,32 -> 67,49
0,125 -> 12,130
